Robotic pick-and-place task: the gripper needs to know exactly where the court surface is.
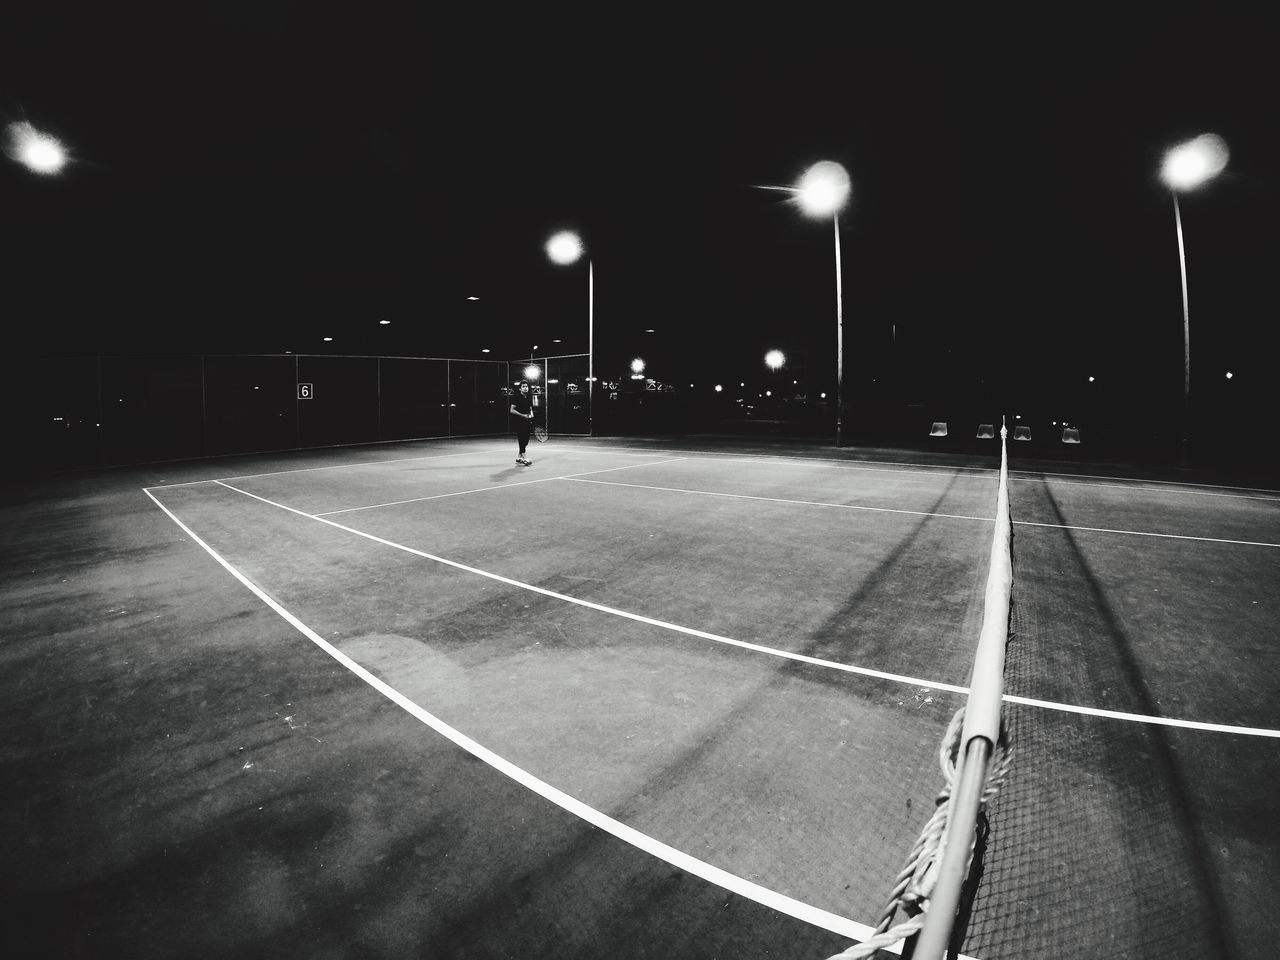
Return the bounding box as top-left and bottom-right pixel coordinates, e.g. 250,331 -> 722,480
3,435 -> 1277,959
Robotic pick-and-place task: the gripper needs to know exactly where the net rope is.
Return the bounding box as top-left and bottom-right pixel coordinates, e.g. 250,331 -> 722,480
824,708 -> 1013,960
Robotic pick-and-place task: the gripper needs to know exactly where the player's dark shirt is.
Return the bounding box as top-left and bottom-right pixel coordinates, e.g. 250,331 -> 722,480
511,391 -> 532,420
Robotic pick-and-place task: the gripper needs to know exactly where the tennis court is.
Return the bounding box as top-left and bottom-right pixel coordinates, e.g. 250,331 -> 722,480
3,435 -> 1277,959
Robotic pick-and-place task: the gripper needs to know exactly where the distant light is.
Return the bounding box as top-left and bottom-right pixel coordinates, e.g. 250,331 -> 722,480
6,121 -> 68,175
254,386 -> 260,390
689,383 -> 694,388
630,374 -> 645,380
794,160 -> 851,217
765,349 -> 785,370
524,365 -> 541,381
715,384 -> 723,392
553,339 -> 562,343
820,392 -> 827,399
631,357 -> 645,374
1088,376 -> 1095,382
481,348 -> 490,353
323,337 -> 333,342
379,319 -> 391,325
546,231 -> 584,265
1015,414 -> 1022,420
765,390 -> 772,397
547,378 -> 559,385
467,296 -> 480,301
1161,134 -> 1229,191
739,382 -> 745,387
645,328 -> 655,333
1225,371 -> 1234,379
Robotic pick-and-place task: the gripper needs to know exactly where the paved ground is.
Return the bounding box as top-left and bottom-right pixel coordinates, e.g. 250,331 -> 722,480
3,435 -> 1277,959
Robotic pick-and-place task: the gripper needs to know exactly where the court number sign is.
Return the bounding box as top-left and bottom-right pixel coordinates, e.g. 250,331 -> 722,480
298,383 -> 314,400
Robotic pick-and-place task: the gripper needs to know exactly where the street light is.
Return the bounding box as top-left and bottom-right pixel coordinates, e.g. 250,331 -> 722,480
545,230 -> 593,435
1160,133 -> 1228,466
764,349 -> 785,371
5,121 -> 68,175
792,161 -> 850,444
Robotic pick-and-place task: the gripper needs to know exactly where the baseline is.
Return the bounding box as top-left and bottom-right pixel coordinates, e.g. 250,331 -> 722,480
314,458 -> 688,517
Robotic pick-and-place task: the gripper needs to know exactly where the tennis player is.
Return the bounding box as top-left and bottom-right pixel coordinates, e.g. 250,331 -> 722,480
509,380 -> 535,465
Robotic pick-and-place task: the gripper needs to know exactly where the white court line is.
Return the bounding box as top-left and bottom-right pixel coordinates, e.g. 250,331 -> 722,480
1010,474 -> 1280,503
1010,468 -> 1280,497
1012,519 -> 1280,549
212,480 -> 972,695
142,446 -> 510,490
142,486 -> 924,955
552,442 -> 996,479
567,477 -> 1280,548
562,477 -> 996,524
194,479 -> 1280,738
555,441 -> 1280,498
1002,694 -> 1280,738
315,458 -> 689,517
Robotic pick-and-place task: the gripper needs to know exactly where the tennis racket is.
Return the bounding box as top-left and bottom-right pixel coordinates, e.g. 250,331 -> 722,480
532,421 -> 547,443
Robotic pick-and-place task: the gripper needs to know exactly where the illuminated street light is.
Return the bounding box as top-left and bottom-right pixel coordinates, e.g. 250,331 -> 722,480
546,229 -> 593,434
793,160 -> 851,218
631,358 -> 645,375
546,231 -> 584,265
5,121 -> 68,175
524,364 -> 541,381
793,161 -> 850,444
1161,133 -> 1228,466
764,349 -> 785,371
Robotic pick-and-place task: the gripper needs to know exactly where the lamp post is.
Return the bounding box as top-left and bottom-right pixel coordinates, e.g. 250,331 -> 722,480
545,230 -> 593,435
793,161 -> 851,445
1160,133 -> 1228,467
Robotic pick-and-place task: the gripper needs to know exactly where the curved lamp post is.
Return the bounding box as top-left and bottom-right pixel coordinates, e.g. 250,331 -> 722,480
793,161 -> 851,444
1160,133 -> 1228,466
545,230 -> 593,435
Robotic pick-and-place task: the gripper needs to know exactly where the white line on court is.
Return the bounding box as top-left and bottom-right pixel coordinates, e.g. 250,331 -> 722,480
210,480 -> 973,695
1001,694 -> 1280,738
315,458 -> 689,516
552,442 -> 997,479
563,476 -> 1280,548
1009,474 -> 1280,503
555,441 -> 1280,498
562,476 -> 997,523
142,485 -> 924,955
140,446 -> 511,490
1012,519 -> 1280,549
188,480 -> 1280,738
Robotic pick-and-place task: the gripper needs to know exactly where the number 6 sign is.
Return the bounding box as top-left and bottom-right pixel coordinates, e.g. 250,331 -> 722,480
298,383 -> 313,399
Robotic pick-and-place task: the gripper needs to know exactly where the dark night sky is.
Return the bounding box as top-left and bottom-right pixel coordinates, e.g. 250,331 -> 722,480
4,5 -> 1279,417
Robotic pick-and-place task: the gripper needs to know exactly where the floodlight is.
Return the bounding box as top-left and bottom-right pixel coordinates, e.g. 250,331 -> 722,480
6,122 -> 67,175
764,349 -> 785,370
794,161 -> 850,217
546,231 -> 584,265
1161,134 -> 1229,191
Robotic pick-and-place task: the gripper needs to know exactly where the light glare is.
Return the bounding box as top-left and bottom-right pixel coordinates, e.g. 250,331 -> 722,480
631,358 -> 645,374
1161,134 -> 1229,191
524,365 -> 541,381
764,349 -> 785,370
794,161 -> 851,217
546,231 -> 584,265
6,121 -> 68,175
